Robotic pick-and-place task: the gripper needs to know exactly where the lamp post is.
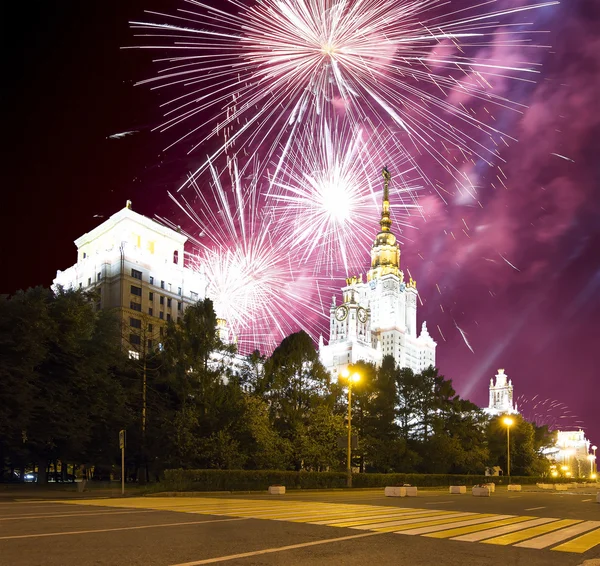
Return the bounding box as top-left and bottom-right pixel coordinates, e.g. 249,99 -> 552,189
502,416 -> 514,484
339,369 -> 360,488
588,454 -> 595,479
592,445 -> 598,477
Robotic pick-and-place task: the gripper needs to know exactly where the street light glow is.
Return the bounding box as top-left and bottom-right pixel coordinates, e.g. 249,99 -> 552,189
503,416 -> 514,427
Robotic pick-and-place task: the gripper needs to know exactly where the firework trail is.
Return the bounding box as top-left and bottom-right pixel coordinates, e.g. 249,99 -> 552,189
267,120 -> 421,275
129,0 -> 558,190
454,319 -> 474,353
516,394 -> 585,431
161,156 -> 335,354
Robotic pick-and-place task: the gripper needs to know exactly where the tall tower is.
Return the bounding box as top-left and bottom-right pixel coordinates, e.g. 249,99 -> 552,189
319,168 -> 436,377
484,369 -> 518,416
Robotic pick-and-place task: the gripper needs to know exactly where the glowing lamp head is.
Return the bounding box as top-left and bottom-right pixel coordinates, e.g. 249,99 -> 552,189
551,470 -> 558,477
502,416 -> 514,427
593,445 -> 598,451
339,369 -> 360,384
560,465 -> 569,472
565,471 -> 572,477
591,473 -> 597,480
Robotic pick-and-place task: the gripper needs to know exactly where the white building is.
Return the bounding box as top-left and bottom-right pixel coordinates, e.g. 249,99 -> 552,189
53,200 -> 210,357
484,369 -> 519,416
319,168 -> 436,377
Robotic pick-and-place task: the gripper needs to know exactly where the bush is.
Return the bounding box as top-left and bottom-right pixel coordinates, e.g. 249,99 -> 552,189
161,469 -> 573,491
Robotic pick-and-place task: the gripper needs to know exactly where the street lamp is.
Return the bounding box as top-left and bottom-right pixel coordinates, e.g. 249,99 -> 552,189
502,416 -> 514,484
339,369 -> 360,488
592,445 -> 597,476
588,454 -> 595,479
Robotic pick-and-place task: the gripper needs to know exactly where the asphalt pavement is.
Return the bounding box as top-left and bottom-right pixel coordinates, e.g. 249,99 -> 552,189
0,487 -> 598,565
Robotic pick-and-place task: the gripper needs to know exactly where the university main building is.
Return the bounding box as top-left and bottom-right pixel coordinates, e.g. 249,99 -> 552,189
319,168 -> 436,377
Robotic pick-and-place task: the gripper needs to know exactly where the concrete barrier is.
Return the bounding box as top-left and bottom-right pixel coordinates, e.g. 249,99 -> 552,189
507,484 -> 522,492
268,485 -> 285,495
537,483 -> 553,490
472,486 -> 491,497
449,486 -> 467,494
406,487 -> 418,497
483,482 -> 496,493
384,486 -> 406,497
554,484 -> 568,491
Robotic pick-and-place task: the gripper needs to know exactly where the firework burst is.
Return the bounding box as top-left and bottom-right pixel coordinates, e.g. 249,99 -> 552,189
161,157 -> 335,354
516,394 -> 585,431
267,120 -> 421,275
130,0 -> 558,189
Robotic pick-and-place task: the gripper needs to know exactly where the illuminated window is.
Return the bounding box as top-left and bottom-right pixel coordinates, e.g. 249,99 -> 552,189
173,250 -> 179,264
128,350 -> 140,360
148,241 -> 155,254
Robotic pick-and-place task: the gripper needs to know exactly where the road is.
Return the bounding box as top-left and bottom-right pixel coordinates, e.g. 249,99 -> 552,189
0,487 -> 598,565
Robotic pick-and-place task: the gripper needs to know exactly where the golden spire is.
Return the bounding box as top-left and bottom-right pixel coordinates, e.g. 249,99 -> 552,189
380,166 -> 392,232
366,166 -> 401,282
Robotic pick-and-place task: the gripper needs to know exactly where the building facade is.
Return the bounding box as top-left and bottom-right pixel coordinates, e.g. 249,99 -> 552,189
319,168 -> 436,377
484,369 -> 519,417
53,201 -> 210,357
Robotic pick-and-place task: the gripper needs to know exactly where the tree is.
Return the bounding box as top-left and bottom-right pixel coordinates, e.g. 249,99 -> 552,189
260,331 -> 332,470
486,415 -> 550,476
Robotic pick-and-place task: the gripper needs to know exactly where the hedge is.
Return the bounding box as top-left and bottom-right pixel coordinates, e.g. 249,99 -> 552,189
162,469 -> 575,492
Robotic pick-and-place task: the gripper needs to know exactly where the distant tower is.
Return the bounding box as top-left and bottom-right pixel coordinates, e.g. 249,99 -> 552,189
484,369 -> 518,416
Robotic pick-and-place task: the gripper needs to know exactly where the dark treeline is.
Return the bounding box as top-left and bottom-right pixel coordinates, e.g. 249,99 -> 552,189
0,288 -> 555,483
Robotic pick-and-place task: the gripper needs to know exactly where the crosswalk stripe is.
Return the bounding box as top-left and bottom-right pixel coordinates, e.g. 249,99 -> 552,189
399,515 -> 513,536
327,510 -> 453,527
481,519 -> 581,546
452,517 -> 557,542
339,512 -> 466,530
367,513 -> 486,534
515,521 -> 600,550
424,516 -> 535,539
551,528 -> 600,553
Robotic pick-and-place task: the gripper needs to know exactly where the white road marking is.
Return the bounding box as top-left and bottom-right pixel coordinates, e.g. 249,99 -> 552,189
0,509 -> 156,521
524,507 -> 546,511
581,499 -> 593,502
515,520 -> 600,549
452,517 -> 558,542
0,517 -> 248,540
169,531 -> 385,565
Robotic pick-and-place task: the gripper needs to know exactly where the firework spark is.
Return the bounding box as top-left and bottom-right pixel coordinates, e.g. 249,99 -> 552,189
129,0 -> 558,189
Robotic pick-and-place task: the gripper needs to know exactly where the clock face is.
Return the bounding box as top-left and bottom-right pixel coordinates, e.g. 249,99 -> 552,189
357,308 -> 368,323
335,306 -> 348,321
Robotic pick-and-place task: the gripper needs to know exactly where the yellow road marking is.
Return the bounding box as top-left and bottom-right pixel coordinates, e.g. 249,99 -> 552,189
551,528 -> 600,553
482,519 -> 580,546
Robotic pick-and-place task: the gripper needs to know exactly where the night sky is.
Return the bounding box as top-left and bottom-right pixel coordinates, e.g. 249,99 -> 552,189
3,1 -> 599,445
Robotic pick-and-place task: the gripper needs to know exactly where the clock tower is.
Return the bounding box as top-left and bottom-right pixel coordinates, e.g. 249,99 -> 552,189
319,167 -> 436,377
